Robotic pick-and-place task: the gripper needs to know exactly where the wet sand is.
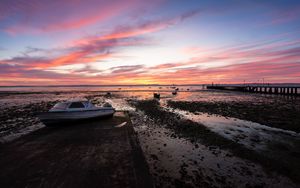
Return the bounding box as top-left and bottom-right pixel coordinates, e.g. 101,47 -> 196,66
131,100 -> 299,187
168,96 -> 300,132
130,111 -> 297,188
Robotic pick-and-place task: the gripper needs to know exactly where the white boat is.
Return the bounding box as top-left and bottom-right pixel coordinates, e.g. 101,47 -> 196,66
37,100 -> 115,126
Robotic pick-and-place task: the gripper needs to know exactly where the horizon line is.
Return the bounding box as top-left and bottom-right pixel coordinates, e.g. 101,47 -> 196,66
1,82 -> 300,87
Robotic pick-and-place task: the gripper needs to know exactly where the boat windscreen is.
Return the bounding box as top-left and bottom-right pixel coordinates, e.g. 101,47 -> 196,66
52,103 -> 68,110
69,102 -> 85,108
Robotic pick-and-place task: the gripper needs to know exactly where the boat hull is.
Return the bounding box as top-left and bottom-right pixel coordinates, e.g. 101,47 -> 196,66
37,109 -> 115,126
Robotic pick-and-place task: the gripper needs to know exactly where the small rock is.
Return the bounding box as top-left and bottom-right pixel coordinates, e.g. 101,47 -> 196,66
150,154 -> 159,161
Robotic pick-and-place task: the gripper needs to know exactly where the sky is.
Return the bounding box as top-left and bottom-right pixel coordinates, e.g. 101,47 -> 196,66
0,0 -> 300,85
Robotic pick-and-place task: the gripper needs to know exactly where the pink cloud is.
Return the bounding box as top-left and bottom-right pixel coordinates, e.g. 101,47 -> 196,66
1,0 -> 141,34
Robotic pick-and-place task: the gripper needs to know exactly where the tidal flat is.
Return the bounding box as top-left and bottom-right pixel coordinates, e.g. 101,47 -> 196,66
0,87 -> 299,188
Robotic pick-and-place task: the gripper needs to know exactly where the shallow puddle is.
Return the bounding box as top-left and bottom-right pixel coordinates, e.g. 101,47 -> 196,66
162,105 -> 300,151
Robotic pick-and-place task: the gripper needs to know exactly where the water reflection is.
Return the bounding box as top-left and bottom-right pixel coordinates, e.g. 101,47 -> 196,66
163,107 -> 300,151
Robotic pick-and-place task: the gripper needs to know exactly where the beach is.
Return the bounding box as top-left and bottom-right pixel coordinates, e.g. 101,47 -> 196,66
0,85 -> 299,188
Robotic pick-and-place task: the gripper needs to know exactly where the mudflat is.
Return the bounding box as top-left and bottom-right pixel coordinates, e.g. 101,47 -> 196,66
0,112 -> 153,188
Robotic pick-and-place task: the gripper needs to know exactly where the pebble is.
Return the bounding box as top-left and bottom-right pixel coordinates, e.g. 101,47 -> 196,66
150,154 -> 159,161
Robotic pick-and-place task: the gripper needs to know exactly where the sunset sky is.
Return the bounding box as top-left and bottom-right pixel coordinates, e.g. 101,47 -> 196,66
1,0 -> 300,85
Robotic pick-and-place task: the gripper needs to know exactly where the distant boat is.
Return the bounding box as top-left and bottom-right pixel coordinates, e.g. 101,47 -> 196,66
105,92 -> 112,97
37,100 -> 115,126
153,93 -> 160,99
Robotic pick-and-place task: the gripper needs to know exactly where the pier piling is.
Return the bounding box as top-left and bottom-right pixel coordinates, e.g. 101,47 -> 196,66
207,85 -> 299,96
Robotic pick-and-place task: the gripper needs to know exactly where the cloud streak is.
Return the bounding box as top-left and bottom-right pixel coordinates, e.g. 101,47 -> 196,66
0,0 -> 139,34
1,35 -> 300,85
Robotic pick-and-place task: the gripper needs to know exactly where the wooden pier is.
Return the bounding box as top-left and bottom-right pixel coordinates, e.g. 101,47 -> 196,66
207,85 -> 300,96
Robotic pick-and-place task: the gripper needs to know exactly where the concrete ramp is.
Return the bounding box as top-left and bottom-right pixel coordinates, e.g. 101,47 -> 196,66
0,112 -> 153,188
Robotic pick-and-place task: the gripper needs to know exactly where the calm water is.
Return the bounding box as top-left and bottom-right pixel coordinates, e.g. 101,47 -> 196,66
1,85 -> 300,103
0,85 -> 204,92
1,84 -> 299,92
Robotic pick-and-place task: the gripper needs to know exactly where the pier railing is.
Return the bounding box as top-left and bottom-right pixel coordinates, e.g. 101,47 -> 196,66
206,85 -> 299,96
